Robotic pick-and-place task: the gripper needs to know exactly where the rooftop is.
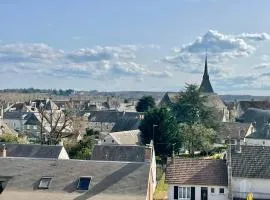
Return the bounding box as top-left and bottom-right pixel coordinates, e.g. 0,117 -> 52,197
165,158 -> 228,186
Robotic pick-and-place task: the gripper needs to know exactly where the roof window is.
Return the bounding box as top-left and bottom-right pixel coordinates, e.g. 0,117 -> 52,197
38,177 -> 52,189
77,177 -> 92,190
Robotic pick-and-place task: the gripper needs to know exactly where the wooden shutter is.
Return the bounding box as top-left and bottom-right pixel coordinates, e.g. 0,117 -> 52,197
174,186 -> 178,199
191,187 -> 195,200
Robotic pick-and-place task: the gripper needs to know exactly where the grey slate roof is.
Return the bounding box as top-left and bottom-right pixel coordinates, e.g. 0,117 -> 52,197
218,122 -> 251,140
165,158 -> 228,186
199,56 -> 214,93
0,142 -> 64,159
245,124 -> 270,139
238,108 -> 270,130
88,111 -> 141,123
3,111 -> 31,120
0,157 -> 149,200
111,118 -> 141,132
231,145 -> 270,178
91,144 -> 146,162
238,100 -> 270,113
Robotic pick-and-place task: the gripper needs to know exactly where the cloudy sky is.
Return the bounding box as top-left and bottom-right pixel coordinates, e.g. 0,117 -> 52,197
1,0 -> 270,95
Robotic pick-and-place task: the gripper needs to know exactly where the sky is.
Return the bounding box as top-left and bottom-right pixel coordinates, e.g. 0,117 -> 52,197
1,0 -> 270,95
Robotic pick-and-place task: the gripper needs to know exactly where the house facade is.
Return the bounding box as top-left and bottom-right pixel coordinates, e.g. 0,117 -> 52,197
231,145 -> 270,199
166,158 -> 228,200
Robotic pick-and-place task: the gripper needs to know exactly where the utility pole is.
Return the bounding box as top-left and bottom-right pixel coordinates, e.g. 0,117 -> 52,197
227,136 -> 233,200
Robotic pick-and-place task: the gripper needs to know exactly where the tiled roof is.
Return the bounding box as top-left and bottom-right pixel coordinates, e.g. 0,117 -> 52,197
218,122 -> 251,140
0,157 -> 149,200
91,144 -> 146,162
165,158 -> 228,186
0,142 -> 65,159
231,145 -> 270,178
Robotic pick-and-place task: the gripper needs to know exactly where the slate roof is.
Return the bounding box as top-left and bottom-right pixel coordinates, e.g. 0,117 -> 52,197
91,144 -> 146,162
109,130 -> 141,145
238,100 -> 270,113
165,158 -> 228,186
88,111 -> 142,123
245,124 -> 270,139
199,56 -> 214,93
111,118 -> 141,132
10,102 -> 25,111
3,111 -> 31,120
0,157 -> 149,200
0,142 -> 65,159
231,145 -> 270,178
218,122 -> 251,140
238,108 -> 270,130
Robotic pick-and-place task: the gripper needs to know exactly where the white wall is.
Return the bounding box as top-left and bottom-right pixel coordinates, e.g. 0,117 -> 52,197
58,147 -> 70,159
168,184 -> 228,200
244,138 -> 270,146
232,177 -> 270,199
4,119 -> 26,132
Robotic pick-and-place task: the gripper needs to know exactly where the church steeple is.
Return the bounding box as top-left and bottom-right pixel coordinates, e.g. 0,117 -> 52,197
199,56 -> 214,93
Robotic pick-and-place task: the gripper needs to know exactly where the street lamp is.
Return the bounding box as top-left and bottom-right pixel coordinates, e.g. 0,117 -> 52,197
153,124 -> 158,143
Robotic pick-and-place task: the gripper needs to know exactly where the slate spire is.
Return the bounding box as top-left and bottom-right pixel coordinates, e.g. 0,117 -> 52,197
199,56 -> 214,93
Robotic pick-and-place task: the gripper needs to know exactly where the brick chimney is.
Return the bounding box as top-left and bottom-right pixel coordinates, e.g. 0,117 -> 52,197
0,144 -> 7,157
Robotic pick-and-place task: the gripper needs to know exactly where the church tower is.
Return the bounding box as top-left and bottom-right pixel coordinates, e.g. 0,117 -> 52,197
199,56 -> 214,93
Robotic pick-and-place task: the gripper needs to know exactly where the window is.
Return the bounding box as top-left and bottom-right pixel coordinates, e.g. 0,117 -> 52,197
38,177 -> 52,189
112,139 -> 115,143
211,188 -> 215,193
178,187 -> 191,199
77,177 -> 91,190
219,188 -> 224,194
33,125 -> 37,130
0,181 -> 4,194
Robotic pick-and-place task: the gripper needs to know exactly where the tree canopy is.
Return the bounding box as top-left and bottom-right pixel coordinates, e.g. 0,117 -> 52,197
173,84 -> 218,129
136,96 -> 156,112
139,107 -> 181,160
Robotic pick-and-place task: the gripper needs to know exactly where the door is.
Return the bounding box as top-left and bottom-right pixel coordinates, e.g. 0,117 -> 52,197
201,187 -> 208,200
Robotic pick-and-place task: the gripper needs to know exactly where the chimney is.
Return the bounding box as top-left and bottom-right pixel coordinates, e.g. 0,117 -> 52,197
144,144 -> 152,162
0,144 -> 7,157
171,147 -> 175,165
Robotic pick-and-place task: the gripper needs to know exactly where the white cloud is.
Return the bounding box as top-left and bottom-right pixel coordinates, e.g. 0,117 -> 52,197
163,29 -> 269,76
0,42 -> 168,79
253,63 -> 270,70
236,33 -> 270,41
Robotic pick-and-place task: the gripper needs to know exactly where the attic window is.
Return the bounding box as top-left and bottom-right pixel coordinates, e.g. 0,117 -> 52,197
38,177 -> 52,189
77,177 -> 92,190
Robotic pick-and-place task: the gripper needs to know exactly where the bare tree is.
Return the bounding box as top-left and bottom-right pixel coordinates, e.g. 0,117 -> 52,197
38,106 -> 77,145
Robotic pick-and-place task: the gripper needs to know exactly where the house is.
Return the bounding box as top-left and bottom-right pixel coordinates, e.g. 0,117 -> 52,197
88,111 -> 142,133
3,111 -> 32,133
102,130 -> 141,145
231,145 -> 270,199
91,142 -> 157,196
244,123 -> 270,146
159,56 -> 229,122
165,158 -> 228,200
0,142 -> 69,159
0,156 -> 153,200
216,122 -> 254,145
237,108 -> 270,131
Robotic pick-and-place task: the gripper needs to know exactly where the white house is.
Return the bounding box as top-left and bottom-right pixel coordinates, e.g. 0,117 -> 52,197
231,145 -> 270,199
165,158 -> 228,200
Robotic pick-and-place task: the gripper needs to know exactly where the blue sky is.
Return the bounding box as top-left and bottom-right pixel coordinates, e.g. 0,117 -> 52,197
1,0 -> 270,95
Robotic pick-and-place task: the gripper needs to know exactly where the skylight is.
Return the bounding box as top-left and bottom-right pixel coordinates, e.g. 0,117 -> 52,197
77,177 -> 92,190
38,177 -> 52,189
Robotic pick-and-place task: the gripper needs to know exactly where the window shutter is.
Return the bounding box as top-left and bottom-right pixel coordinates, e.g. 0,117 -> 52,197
174,186 -> 178,199
191,187 -> 195,200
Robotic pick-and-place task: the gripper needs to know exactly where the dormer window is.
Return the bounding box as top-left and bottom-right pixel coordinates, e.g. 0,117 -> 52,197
77,177 -> 92,190
38,177 -> 52,189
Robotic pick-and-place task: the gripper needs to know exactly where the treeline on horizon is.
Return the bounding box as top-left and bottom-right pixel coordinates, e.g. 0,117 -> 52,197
0,88 -> 75,96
